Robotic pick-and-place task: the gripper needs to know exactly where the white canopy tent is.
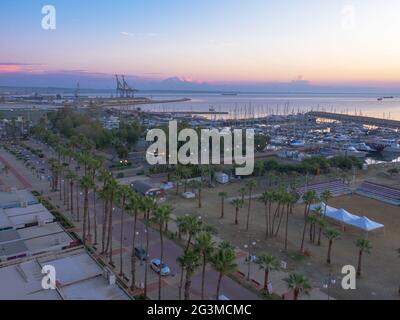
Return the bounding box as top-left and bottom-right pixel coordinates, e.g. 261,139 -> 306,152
310,202 -> 337,215
348,216 -> 384,232
309,202 -> 384,236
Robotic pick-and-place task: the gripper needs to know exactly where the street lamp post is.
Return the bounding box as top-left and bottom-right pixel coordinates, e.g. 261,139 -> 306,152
323,273 -> 336,300
244,239 -> 257,281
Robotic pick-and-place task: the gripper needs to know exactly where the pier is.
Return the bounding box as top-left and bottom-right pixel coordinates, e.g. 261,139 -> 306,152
307,111 -> 400,129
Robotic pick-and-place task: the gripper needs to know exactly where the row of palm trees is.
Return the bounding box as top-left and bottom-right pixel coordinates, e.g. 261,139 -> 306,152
300,190 -> 372,277
176,214 -> 244,300
41,141 -> 244,301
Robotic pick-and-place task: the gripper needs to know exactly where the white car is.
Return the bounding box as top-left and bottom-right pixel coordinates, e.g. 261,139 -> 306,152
182,192 -> 195,199
150,259 -> 171,276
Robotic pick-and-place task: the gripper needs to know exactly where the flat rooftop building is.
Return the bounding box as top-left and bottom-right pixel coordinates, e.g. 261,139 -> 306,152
0,203 -> 55,231
0,222 -> 75,262
0,249 -> 131,300
0,190 -> 38,209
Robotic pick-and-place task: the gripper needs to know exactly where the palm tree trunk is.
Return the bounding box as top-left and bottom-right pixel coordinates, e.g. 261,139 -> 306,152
264,204 -> 269,238
93,189 -> 97,244
107,196 -> 114,264
268,202 -> 273,235
294,288 -> 299,300
216,272 -> 223,300
317,227 -> 322,246
185,233 -> 192,252
119,199 -> 125,276
144,213 -> 150,298
59,175 -> 62,200
70,182 -> 74,216
300,219 -> 308,254
198,188 -> 202,208
158,225 -> 164,300
130,209 -> 138,291
271,203 -> 281,234
274,205 -> 286,236
179,266 -> 185,300
357,250 -> 363,277
87,193 -> 91,241
201,255 -> 206,300
327,240 -> 333,264
101,199 -> 108,254
300,205 -> 309,253
246,192 -> 252,231
76,184 -> 80,222
63,177 -> 67,205
184,270 -> 193,300
284,207 -> 290,251
264,270 -> 270,293
83,191 -> 88,244
220,198 -> 224,219
235,207 -> 239,225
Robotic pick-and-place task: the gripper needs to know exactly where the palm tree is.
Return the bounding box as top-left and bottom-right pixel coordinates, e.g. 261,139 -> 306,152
285,273 -> 312,300
176,215 -> 187,241
177,254 -> 186,301
256,254 -> 279,294
65,171 -> 76,216
284,194 -> 296,251
180,166 -> 191,192
194,180 -> 203,208
218,192 -> 228,219
182,249 -> 201,300
355,239 -> 372,277
259,191 -> 273,238
324,228 -> 341,264
238,187 -> 247,203
307,213 -> 319,243
153,205 -> 172,300
98,170 -> 112,253
318,190 -> 332,245
316,214 -> 328,246
245,180 -> 257,231
230,199 -> 244,225
80,175 -> 94,245
194,231 -> 215,300
183,215 -> 203,252
117,184 -> 131,277
125,192 -> 140,291
300,191 -> 317,253
211,241 -> 237,299
140,196 -> 156,299
106,178 -> 118,263
88,157 -> 102,245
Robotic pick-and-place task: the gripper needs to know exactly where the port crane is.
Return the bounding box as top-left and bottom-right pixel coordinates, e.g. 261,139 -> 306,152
115,74 -> 138,98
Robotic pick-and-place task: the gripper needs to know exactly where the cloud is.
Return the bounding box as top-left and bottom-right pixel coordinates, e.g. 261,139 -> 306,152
0,62 -> 42,66
0,62 -> 45,73
120,31 -> 160,37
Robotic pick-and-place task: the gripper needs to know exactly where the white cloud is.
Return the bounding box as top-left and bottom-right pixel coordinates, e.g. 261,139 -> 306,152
120,31 -> 160,37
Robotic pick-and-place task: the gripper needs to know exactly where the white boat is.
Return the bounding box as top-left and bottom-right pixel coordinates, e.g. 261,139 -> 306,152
290,140 -> 306,147
354,143 -> 375,152
377,139 -> 400,153
383,143 -> 400,153
332,145 -> 367,158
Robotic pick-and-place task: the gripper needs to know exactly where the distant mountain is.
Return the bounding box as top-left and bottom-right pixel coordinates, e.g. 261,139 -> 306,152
1,71 -> 400,94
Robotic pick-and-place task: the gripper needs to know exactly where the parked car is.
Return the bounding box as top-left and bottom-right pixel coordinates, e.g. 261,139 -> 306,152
182,192 -> 195,199
135,247 -> 148,261
150,259 -> 170,276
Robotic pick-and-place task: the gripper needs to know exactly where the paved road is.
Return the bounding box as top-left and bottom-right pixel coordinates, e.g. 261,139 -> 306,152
3,139 -> 260,300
